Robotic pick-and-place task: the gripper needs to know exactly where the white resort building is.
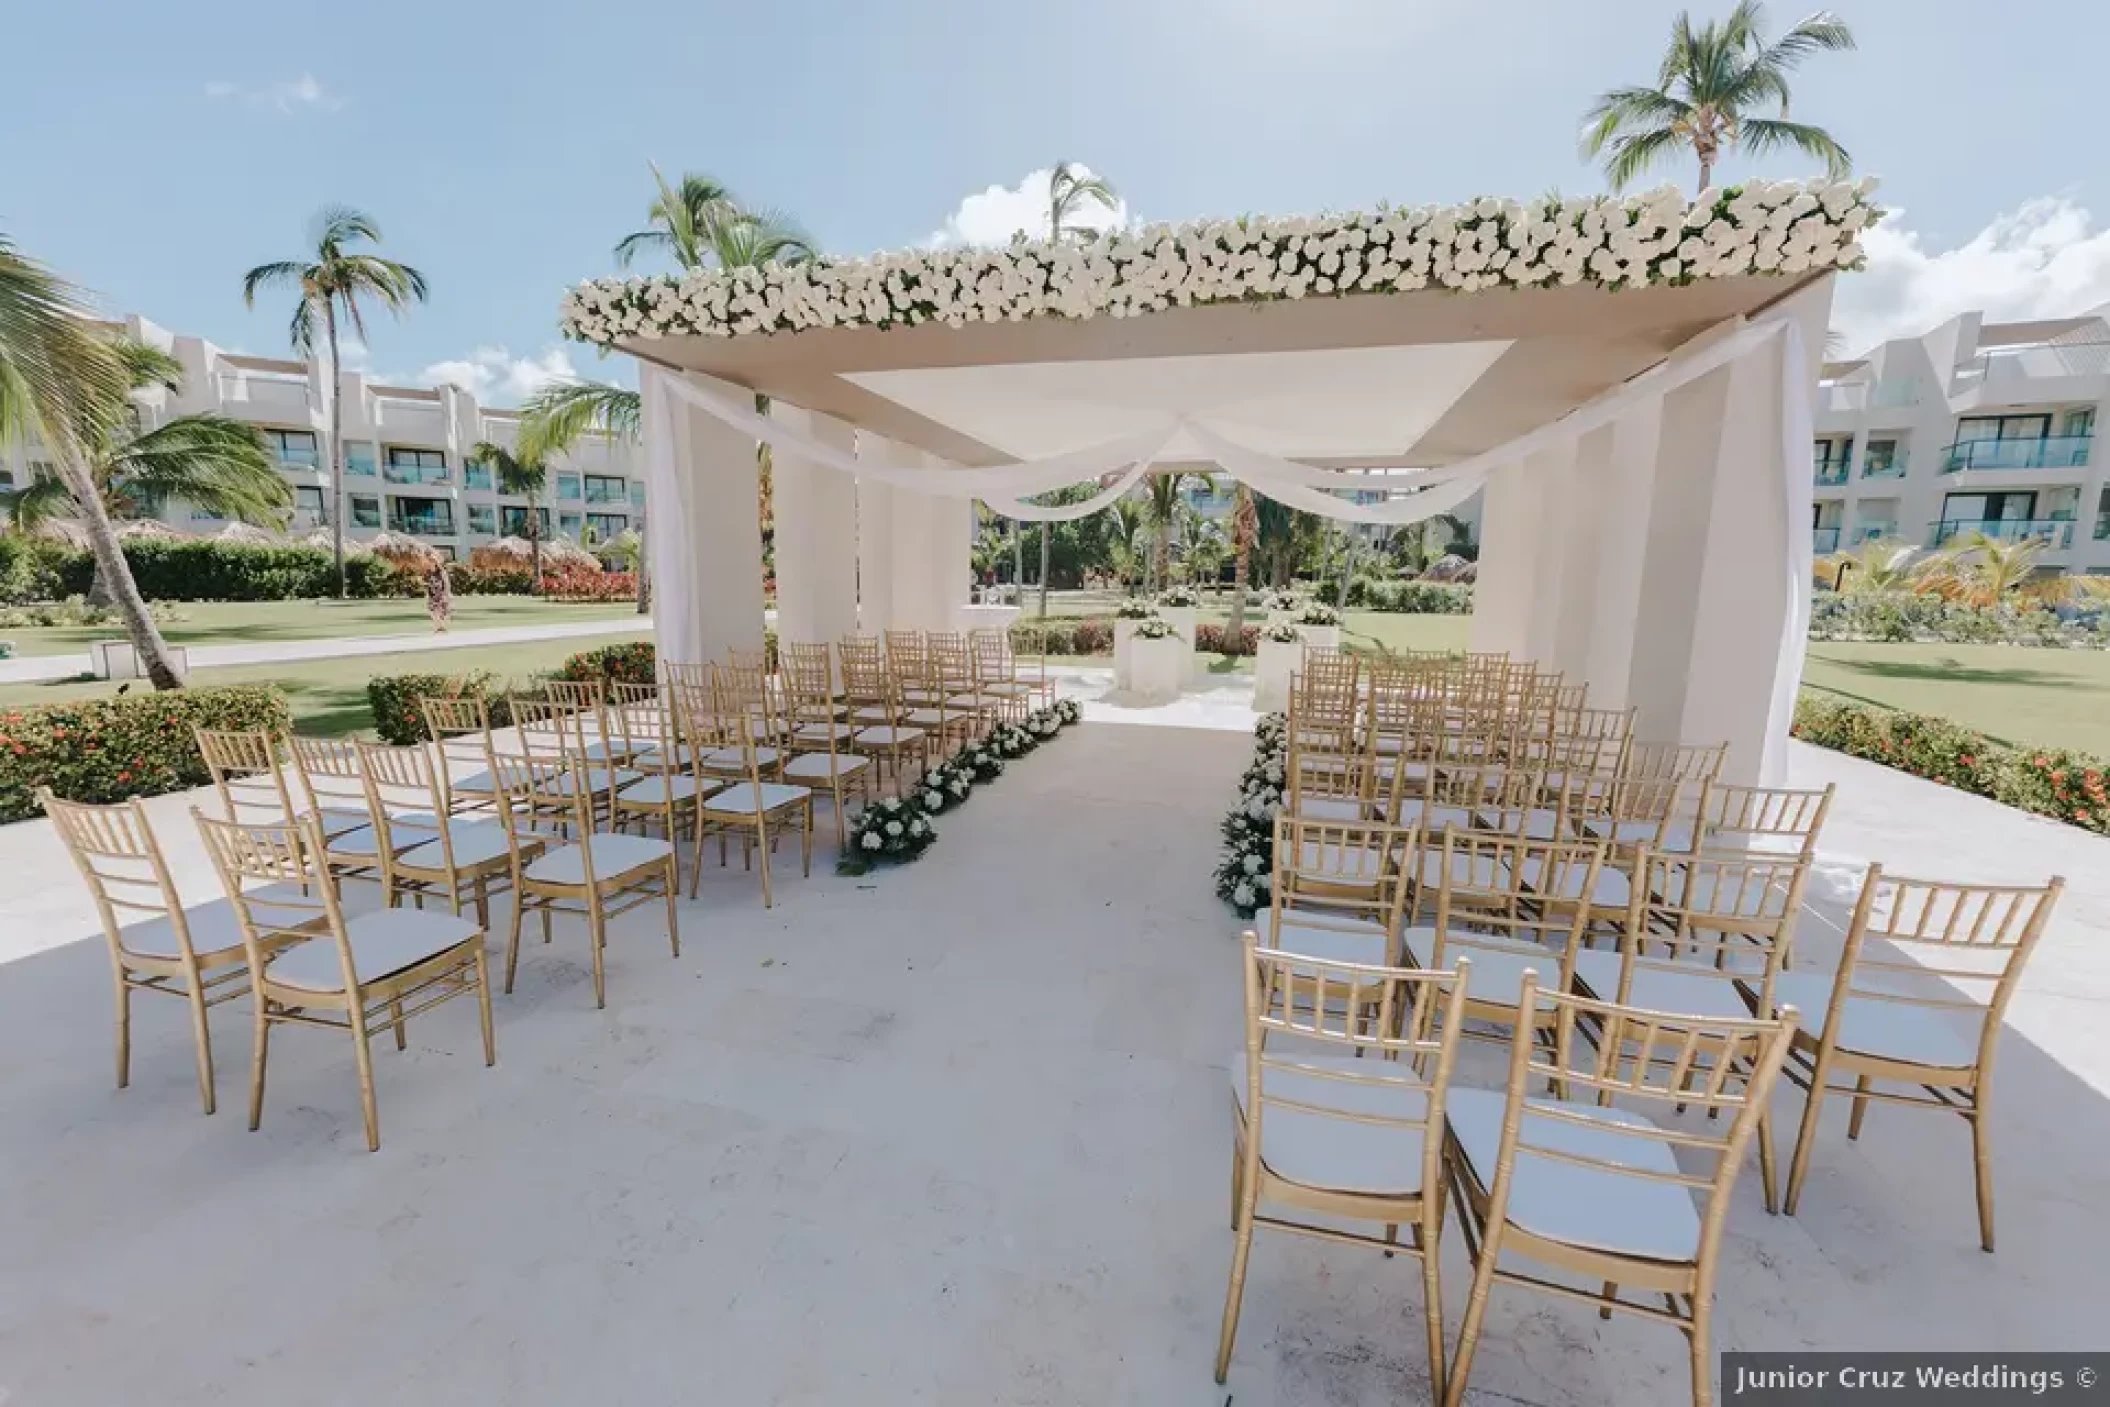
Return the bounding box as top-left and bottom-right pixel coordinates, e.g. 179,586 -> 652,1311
0,314 -> 646,559
1814,305 -> 2107,571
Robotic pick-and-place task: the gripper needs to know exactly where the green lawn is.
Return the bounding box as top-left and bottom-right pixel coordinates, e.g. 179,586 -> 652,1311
1,597 -> 645,658
0,632 -> 650,737
1803,641 -> 2110,757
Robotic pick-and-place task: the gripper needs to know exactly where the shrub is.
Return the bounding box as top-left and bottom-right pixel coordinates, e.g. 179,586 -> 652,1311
448,562 -> 535,596
1806,590 -> 2106,647
1332,579 -> 1475,614
554,641 -> 658,684
0,538 -> 79,604
366,671 -> 514,745
1009,618 -> 1114,656
1196,622 -> 1260,656
90,540 -> 414,601
537,562 -> 637,602
0,685 -> 290,824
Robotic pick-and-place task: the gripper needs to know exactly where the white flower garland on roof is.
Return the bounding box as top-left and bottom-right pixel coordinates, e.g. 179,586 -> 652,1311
562,178 -> 1880,347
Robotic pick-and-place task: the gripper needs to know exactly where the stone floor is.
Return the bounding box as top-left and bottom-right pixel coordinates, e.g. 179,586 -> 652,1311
0,705 -> 2105,1405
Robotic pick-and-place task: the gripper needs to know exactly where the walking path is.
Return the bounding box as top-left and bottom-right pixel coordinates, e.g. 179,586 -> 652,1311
0,615 -> 649,685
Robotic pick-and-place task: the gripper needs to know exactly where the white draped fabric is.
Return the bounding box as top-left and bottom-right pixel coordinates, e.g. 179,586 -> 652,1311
651,314 -> 1802,533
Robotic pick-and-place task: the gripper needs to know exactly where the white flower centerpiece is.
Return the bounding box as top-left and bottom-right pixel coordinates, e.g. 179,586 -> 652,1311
1215,713 -> 1288,918
1294,601 -> 1343,650
838,796 -> 936,875
1112,598 -> 1159,689
1262,588 -> 1303,625
1128,615 -> 1185,703
561,181 -> 1882,349
1154,585 -> 1202,683
1254,620 -> 1305,712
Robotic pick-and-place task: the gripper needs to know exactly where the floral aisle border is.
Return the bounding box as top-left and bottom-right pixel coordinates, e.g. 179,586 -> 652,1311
563,180 -> 1880,346
839,699 -> 1083,875
1214,713 -> 1287,918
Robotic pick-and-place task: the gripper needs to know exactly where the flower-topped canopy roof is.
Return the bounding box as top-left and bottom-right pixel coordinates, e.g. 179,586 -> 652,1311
568,179 -> 1878,469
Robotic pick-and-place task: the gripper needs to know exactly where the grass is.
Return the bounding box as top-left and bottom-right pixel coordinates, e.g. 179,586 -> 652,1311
0,632 -> 650,737
1803,640 -> 2110,757
0,597 -> 645,658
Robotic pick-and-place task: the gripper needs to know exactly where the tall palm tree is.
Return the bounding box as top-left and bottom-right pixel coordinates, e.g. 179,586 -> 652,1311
242,206 -> 428,596
5,339 -> 287,599
1582,2 -> 1856,192
1036,162 -> 1122,617
467,441 -> 550,590
0,233 -> 184,687
1223,485 -> 1259,654
1253,494 -> 1296,588
518,380 -> 649,612
1107,497 -> 1148,589
1919,532 -> 2051,607
1143,469 -> 1197,592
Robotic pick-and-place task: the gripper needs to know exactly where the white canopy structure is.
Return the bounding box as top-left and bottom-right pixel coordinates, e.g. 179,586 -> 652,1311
561,181 -> 1880,783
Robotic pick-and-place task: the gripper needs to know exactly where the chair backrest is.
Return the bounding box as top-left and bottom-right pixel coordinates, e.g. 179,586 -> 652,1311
928,632 -> 976,691
660,658 -> 711,692
1424,830 -> 1604,991
714,656 -> 777,742
1620,850 -> 1809,1012
1623,740 -> 1730,785
504,694 -> 571,763
485,746 -> 606,886
883,629 -> 927,679
1582,772 -> 1689,837
779,641 -> 835,698
544,678 -> 606,713
1241,931 -> 1470,1202
1697,780 -> 1834,861
1830,866 -> 2063,1071
286,733 -> 371,823
195,727 -> 298,825
192,810 -> 350,989
39,789 -> 193,964
1298,646 -> 1360,697
1271,817 -> 1414,937
354,741 -> 455,876
418,694 -> 495,813
839,636 -> 895,716
969,627 -> 1016,682
609,681 -> 676,763
1479,976 -> 1797,1273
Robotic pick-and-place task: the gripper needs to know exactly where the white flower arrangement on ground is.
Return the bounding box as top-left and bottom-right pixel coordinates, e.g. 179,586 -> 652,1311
1262,589 -> 1302,613
1155,585 -> 1202,609
837,795 -> 936,875
560,180 -> 1882,347
1131,617 -> 1179,640
1214,713 -> 1287,918
1258,620 -> 1303,645
1052,698 -> 1082,726
990,722 -> 1035,758
1294,602 -> 1342,626
1114,598 -> 1160,620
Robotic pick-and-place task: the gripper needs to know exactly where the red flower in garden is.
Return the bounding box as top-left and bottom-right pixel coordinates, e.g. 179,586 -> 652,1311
1959,754 -> 1975,766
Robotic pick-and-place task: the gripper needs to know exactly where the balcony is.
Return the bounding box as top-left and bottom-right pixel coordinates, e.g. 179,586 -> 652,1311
1928,518 -> 2075,550
275,446 -> 321,470
1812,527 -> 1841,554
1939,435 -> 2093,473
2096,511 -> 2110,542
1853,524 -> 1896,544
1860,450 -> 1907,480
387,499 -> 457,538
384,462 -> 452,487
584,480 -> 628,505
1814,461 -> 1850,487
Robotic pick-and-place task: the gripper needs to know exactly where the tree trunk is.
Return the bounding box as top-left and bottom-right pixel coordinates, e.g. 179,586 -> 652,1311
1697,154 -> 1714,194
527,500 -> 543,594
1155,523 -> 1172,592
324,301 -> 348,599
1012,519 -> 1023,587
1224,487 -> 1255,656
66,462 -> 183,690
1037,522 -> 1050,617
636,553 -> 651,614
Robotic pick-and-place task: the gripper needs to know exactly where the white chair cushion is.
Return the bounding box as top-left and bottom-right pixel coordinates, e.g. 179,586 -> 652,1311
396,819 -> 514,871
903,709 -> 949,727
447,769 -> 498,797
1657,864 -> 1792,919
782,752 -> 872,781
1445,1087 -> 1701,1261
792,722 -> 858,743
266,909 -> 479,993
855,726 -> 924,746
537,767 -> 644,798
702,782 -> 811,815
628,745 -> 697,771
983,682 -> 1031,696
1763,972 -> 1980,1069
1516,853 -> 1631,909
117,884 -> 315,961
1400,928 -> 1559,1009
702,747 -> 780,769
1288,795 -> 1368,823
1584,817 -> 1696,851
851,706 -> 895,724
1273,916 -> 1392,973
1230,1055 -> 1431,1196
328,812 -> 442,859
1395,800 -> 1479,832
1287,839 -> 1388,884
945,693 -> 985,709
1476,806 -> 1565,840
1415,847 -> 1508,893
1570,948 -> 1763,1020
618,773 -> 709,804
525,833 -> 674,886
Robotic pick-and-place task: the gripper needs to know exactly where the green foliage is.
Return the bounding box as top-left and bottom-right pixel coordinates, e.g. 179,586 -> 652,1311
365,671 -> 513,746
1008,618 -> 1115,656
553,641 -> 658,684
1806,590 -> 2110,647
0,536 -> 77,603
1196,623 -> 1259,656
1792,694 -> 2110,835
1314,577 -> 1475,613
77,540 -> 414,601
0,685 -> 289,823
0,596 -> 186,630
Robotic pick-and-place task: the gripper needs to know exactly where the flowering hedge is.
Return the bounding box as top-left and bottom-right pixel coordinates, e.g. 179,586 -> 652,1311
552,641 -> 659,684
537,562 -> 640,602
366,672 -> 513,746
1196,623 -> 1260,656
1807,592 -> 2110,647
1318,579 -> 1475,614
1792,694 -> 2110,836
2,686 -> 290,824
1009,618 -> 1116,656
1215,713 -> 1288,917
564,180 -> 1880,346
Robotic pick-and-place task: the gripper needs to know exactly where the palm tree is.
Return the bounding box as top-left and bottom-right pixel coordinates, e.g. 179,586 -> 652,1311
1106,497 -> 1148,589
467,441 -> 550,590
242,206 -> 428,596
1814,538 -> 1923,594
517,380 -> 648,612
1385,512 -> 1470,575
1582,2 -> 1856,192
1918,532 -> 2051,607
0,233 -> 184,687
1143,470 -> 1196,592
1036,162 -> 1122,617
5,339 -> 287,598
1223,485 -> 1259,654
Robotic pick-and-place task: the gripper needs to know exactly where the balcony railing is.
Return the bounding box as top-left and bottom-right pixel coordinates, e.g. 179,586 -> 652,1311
1814,461 -> 1850,487
1928,518 -> 2075,549
1853,524 -> 1895,544
384,462 -> 452,486
388,515 -> 457,538
1812,527 -> 1841,554
2096,511 -> 2110,542
584,481 -> 627,504
1860,450 -> 1907,480
275,446 -> 321,470
1940,434 -> 2093,473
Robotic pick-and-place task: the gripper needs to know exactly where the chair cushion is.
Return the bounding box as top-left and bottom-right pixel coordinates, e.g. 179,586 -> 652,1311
1762,972 -> 1980,1069
1445,1087 -> 1700,1261
1657,864 -> 1792,919
1583,817 -> 1696,852
394,819 -> 515,871
447,769 -> 498,797
266,909 -> 480,993
536,767 -> 644,798
783,752 -> 872,781
1476,806 -> 1566,840
1570,948 -> 1763,1019
945,693 -> 985,709
525,833 -> 674,886
1395,800 -> 1479,832
983,682 -> 1031,697
1516,853 -> 1631,909
1415,846 -> 1509,893
628,745 -> 697,771
1230,1055 -> 1431,1196
1400,928 -> 1559,1009
618,773 -> 710,804
117,884 -> 316,962
702,747 -> 780,769
1288,795 -> 1369,823
703,782 -> 811,815
792,722 -> 858,743
855,726 -> 924,746
903,709 -> 950,727
1273,916 -> 1393,973
851,706 -> 896,724
328,812 -> 443,860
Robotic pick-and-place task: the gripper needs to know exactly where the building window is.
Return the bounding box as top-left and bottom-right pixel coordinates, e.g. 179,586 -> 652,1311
467,503 -> 495,535
501,505 -> 550,537
190,508 -> 221,524
1861,438 -> 1903,477
387,495 -> 455,536
628,481 -> 646,510
344,443 -> 377,477
2066,408 -> 2096,439
1813,438 -> 1850,483
558,511 -> 583,536
349,494 -> 382,529
384,446 -> 449,485
586,512 -> 628,541
262,428 -> 319,468
463,462 -> 493,491
584,473 -> 626,504
556,472 -> 582,501
0,469 -> 12,490
293,485 -> 328,520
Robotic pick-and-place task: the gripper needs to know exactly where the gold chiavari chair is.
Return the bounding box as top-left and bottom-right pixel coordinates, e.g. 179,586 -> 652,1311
839,636 -> 930,789
41,788 -> 319,1116
779,642 -> 854,745
542,678 -> 629,762
1693,780 -> 1835,863
1539,706 -> 1636,803
287,733 -> 417,881
195,727 -> 304,826
1764,867 -> 2063,1251
1623,740 -> 1732,787
486,747 -> 681,1010
928,632 -> 995,740
884,629 -> 937,705
692,672 -> 815,907
1218,934 -> 1473,1393
356,740 -> 532,930
606,681 -> 713,862
420,695 -> 503,816
1266,816 -> 1415,968
660,658 -> 711,691
1440,979 -> 1798,1407
707,659 -> 787,782
777,654 -> 875,851
193,810 -> 495,1153
506,695 -> 645,828
970,626 -> 1050,719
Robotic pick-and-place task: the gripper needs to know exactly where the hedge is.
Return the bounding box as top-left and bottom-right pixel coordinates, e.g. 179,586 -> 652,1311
1807,591 -> 2110,647
1315,577 -> 1475,613
0,685 -> 290,824
552,641 -> 659,684
1792,693 -> 2110,836
366,672 -> 514,746
60,540 -> 415,602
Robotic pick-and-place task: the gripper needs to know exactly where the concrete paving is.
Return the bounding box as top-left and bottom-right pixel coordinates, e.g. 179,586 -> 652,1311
0,710 -> 2104,1405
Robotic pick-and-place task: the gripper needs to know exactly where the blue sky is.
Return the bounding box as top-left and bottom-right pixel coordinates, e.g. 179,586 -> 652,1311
5,0 -> 2104,400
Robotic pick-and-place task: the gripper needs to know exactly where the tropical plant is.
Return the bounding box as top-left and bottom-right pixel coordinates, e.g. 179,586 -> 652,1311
1036,161 -> 1122,616
1385,512 -> 1470,574
467,441 -> 549,589
1582,1 -> 1857,191
1143,469 -> 1197,592
1223,483 -> 1260,652
1105,497 -> 1147,588
1813,538 -> 1925,594
0,235 -> 189,687
518,379 -> 649,612
3,339 -> 286,598
1253,493 -> 1296,588
242,206 -> 427,596
1915,532 -> 2054,608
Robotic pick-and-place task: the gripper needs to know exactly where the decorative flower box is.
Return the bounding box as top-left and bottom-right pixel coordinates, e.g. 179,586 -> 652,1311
1159,606 -> 1199,682
1295,623 -> 1341,650
1114,618 -> 1140,686
1129,634 -> 1186,704
1255,638 -> 1300,712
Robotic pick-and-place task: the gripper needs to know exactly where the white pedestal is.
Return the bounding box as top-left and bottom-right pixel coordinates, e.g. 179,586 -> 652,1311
1113,618 -> 1142,687
955,602 -> 1022,637
91,640 -> 188,681
1255,639 -> 1298,712
1160,606 -> 1199,682
1296,623 -> 1341,650
1130,636 -> 1185,704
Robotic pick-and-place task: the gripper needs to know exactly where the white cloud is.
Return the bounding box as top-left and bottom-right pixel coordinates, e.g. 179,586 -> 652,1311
926,165 -> 1132,248
419,346 -> 580,406
204,73 -> 342,114
1832,196 -> 2110,356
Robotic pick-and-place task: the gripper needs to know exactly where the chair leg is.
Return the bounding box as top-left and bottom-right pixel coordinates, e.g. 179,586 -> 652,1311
248,1004 -> 271,1131
757,819 -> 775,908
1213,1182 -> 1259,1384
1444,1213 -> 1504,1407
1971,1101 -> 1997,1253
1757,1105 -> 1780,1215
664,861 -> 682,959
802,801 -> 813,877
187,989 -> 217,1116
391,998 -> 407,1052
540,903 -> 553,945
588,896 -> 608,1010
348,1006 -> 382,1153
1419,1197 -> 1448,1404
1783,1053 -> 1834,1217
113,974 -> 132,1091
1847,1074 -> 1871,1140
1689,1298 -> 1715,1407
504,889 -> 527,995
474,874 -> 490,931
473,948 -> 496,1066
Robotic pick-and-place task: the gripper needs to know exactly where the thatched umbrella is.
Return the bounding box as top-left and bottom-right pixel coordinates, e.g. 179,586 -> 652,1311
213,522 -> 280,546
470,537 -> 534,571
365,531 -> 442,574
540,535 -> 599,569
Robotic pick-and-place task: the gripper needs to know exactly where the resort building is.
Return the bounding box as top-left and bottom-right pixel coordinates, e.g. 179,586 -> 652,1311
0,314 -> 645,559
1814,305 -> 2108,572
